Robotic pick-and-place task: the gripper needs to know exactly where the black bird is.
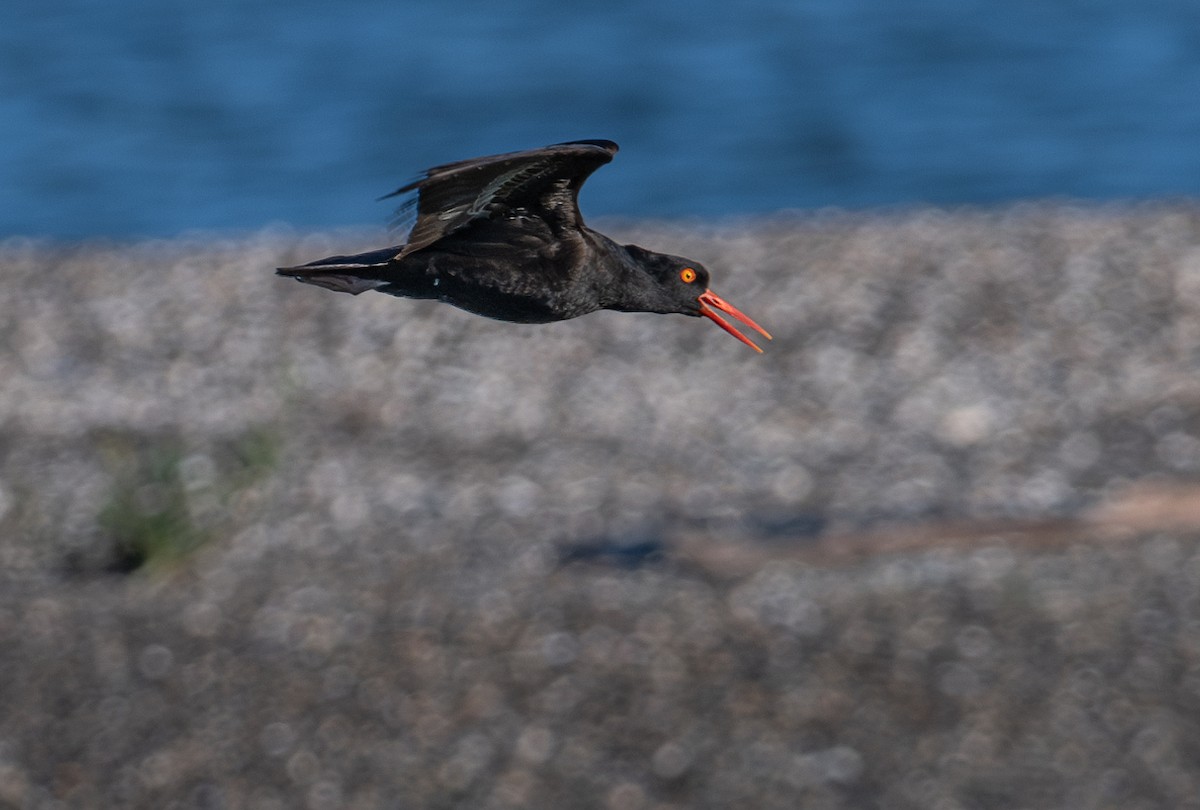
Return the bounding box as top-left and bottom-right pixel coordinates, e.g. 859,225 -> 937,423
277,139 -> 771,351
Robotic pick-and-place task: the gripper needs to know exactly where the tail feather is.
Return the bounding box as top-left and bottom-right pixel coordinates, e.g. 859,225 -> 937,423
276,245 -> 402,295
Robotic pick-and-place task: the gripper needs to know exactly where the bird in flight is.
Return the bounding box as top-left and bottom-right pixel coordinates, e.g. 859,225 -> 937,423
277,139 -> 771,352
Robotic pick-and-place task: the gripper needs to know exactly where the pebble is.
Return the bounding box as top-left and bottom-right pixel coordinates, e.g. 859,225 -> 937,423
2,205 -> 1200,807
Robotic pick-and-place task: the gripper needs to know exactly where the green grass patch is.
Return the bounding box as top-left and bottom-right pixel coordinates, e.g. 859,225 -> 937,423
96,427 -> 279,573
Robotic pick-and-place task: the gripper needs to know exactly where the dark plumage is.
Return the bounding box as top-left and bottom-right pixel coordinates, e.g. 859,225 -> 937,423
276,139 -> 771,351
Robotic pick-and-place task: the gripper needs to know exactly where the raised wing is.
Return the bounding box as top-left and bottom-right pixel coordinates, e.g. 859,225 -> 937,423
381,139 -> 618,258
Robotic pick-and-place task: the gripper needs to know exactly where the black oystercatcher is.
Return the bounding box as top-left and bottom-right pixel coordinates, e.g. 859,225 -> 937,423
277,139 -> 771,352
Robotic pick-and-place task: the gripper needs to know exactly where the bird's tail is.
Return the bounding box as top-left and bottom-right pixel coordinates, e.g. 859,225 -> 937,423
275,246 -> 402,295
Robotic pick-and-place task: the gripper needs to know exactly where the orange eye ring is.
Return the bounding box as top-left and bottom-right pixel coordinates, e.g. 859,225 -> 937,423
680,267 -> 697,283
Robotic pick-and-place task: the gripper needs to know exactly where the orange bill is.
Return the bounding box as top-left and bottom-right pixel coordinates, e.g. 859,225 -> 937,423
698,290 -> 773,353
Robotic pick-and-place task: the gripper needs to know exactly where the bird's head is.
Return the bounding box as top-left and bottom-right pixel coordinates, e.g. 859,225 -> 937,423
626,246 -> 772,353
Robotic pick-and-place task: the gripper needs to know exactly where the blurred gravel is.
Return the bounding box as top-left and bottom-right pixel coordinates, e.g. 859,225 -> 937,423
2,203 -> 1200,808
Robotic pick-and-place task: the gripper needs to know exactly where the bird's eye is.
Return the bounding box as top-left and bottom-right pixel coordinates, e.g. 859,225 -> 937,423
680,267 -> 697,283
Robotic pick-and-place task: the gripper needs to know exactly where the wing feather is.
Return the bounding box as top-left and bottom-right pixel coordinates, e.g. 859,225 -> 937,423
381,140 -> 618,258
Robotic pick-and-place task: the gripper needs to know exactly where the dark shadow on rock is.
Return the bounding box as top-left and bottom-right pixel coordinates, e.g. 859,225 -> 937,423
557,531 -> 667,569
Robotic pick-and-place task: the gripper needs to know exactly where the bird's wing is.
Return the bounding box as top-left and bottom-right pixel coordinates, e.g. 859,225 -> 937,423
381,139 -> 619,258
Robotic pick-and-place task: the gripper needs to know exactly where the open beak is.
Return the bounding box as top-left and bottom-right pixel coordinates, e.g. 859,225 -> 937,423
698,290 -> 773,353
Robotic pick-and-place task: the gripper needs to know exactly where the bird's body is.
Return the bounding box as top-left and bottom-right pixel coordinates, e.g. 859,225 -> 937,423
278,139 -> 770,351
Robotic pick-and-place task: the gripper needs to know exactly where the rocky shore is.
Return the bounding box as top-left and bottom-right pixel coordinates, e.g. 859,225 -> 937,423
2,203 -> 1200,808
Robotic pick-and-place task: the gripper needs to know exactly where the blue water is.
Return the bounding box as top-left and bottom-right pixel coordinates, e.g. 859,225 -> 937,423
4,1 -> 1200,239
